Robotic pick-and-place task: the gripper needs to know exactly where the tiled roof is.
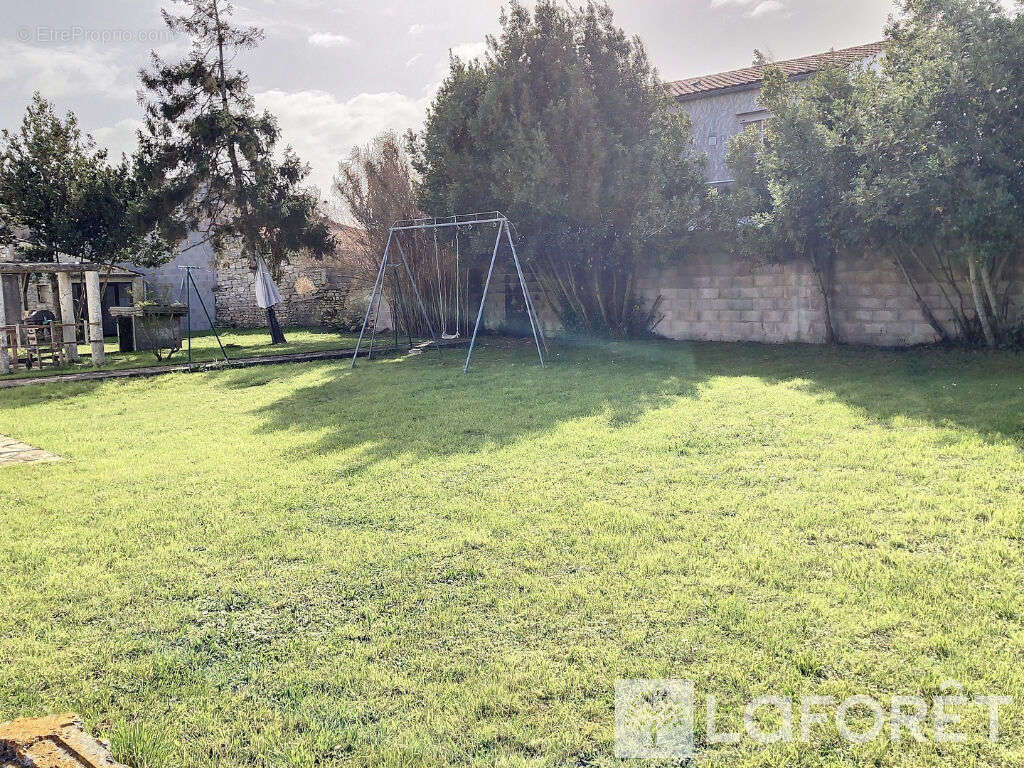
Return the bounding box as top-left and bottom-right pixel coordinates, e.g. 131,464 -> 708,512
666,42 -> 883,99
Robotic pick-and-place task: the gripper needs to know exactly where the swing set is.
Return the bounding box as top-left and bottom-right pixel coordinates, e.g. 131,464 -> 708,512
351,211 -> 547,373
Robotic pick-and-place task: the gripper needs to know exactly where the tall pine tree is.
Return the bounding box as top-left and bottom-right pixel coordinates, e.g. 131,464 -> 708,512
138,0 -> 332,343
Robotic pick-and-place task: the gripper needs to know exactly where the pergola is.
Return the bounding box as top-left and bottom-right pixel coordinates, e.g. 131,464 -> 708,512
0,262 -> 143,373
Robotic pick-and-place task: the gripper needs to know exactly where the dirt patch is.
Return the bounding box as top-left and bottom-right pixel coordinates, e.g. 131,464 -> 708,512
0,714 -> 126,768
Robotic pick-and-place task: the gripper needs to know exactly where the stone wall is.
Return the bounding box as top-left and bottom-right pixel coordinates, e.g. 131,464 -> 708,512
214,252 -> 359,330
639,249 -> 1023,346
509,248 -> 1024,347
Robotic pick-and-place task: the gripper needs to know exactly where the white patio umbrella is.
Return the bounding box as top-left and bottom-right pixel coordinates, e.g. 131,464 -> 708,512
254,257 -> 281,310
255,257 -> 286,344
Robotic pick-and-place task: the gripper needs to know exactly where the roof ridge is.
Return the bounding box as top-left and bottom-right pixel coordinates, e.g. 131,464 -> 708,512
666,41 -> 884,99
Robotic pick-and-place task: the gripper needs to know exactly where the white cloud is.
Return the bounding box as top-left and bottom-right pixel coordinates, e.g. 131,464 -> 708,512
254,88 -> 431,195
749,0 -> 786,17
710,0 -> 787,16
0,42 -> 126,100
449,42 -> 486,62
405,53 -> 424,68
408,22 -> 446,36
308,32 -> 352,48
431,42 -> 487,80
91,118 -> 144,161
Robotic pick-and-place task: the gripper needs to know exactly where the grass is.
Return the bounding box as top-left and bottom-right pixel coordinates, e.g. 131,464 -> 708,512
1,326 -> 365,380
1,338 -> 1023,767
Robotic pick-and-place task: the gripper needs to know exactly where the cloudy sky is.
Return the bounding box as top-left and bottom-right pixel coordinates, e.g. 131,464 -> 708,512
1,0 -> 895,204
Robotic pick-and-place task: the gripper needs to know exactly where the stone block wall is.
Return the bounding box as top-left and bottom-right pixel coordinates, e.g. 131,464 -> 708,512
515,248 -> 1024,347
216,253 -> 345,328
637,251 -> 826,343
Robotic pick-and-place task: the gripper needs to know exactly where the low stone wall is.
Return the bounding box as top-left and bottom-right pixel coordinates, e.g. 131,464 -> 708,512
632,250 -> 1022,346
215,254 -> 357,329
508,249 -> 1022,347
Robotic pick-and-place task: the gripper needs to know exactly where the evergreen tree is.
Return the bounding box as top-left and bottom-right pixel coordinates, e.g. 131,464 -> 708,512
138,0 -> 332,344
411,1 -> 706,337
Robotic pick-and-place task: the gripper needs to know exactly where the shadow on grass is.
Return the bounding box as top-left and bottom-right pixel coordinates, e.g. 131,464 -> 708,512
240,336 -> 1024,472
234,338 -> 698,472
2,337 -> 1020,469
688,340 -> 1024,448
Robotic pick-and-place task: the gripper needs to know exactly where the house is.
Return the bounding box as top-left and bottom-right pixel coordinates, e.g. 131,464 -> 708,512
666,42 -> 884,186
1,223 -> 368,340
131,222 -> 367,332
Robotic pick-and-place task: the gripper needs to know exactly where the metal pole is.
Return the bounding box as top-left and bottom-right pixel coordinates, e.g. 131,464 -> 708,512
504,222 -> 544,366
515,258 -> 549,354
521,277 -> 549,354
394,235 -> 441,356
391,267 -> 414,349
392,272 -> 399,352
185,269 -> 192,366
188,268 -> 229,362
464,220 -> 504,373
351,230 -> 392,368
365,263 -> 387,363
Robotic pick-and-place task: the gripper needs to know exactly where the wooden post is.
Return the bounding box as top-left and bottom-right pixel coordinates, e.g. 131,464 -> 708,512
0,275 -> 9,375
131,276 -> 144,303
84,270 -> 105,365
55,271 -> 79,362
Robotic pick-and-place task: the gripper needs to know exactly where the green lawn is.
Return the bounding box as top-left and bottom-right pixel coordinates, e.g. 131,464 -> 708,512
1,326 -> 365,380
1,339 -> 1022,767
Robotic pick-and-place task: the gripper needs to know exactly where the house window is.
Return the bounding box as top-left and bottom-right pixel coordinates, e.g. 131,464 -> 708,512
707,133 -> 718,147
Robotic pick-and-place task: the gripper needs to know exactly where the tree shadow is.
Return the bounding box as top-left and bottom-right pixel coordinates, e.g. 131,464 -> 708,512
687,341 -> 1024,451
240,337 -> 1024,475
237,338 -> 703,473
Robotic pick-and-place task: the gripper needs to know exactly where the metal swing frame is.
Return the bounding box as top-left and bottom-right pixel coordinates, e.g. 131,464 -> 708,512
351,211 -> 546,373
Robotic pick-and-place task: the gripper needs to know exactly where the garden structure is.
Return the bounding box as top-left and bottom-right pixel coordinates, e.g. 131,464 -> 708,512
0,262 -> 143,374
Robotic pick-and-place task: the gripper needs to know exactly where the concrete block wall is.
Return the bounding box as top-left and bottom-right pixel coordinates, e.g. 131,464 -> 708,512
637,251 -> 827,343
517,249 -> 1024,347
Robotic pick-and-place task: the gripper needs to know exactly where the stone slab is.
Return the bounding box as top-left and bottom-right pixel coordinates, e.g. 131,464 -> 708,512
0,435 -> 61,466
0,714 -> 127,768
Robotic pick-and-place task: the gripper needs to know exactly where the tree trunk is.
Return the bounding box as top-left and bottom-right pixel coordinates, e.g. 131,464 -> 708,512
266,306 -> 287,344
812,254 -> 837,344
908,245 -> 968,339
893,250 -> 950,343
979,258 -> 1001,329
968,258 -> 996,348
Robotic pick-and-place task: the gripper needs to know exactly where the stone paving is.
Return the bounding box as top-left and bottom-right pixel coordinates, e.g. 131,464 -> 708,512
0,434 -> 61,466
0,713 -> 127,768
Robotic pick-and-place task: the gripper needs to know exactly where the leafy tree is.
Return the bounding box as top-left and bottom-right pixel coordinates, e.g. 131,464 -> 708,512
138,0 -> 333,344
0,93 -> 172,323
853,0 -> 1024,347
0,93 -> 169,268
725,60 -> 866,343
410,1 -> 706,337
